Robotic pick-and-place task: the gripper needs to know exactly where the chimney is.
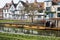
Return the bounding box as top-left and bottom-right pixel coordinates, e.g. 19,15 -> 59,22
35,0 -> 37,3
11,0 -> 14,4
26,0 -> 28,3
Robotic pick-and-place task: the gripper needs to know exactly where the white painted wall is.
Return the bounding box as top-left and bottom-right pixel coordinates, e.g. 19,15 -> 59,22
9,5 -> 15,11
44,1 -> 52,9
51,5 -> 60,18
16,2 -> 24,10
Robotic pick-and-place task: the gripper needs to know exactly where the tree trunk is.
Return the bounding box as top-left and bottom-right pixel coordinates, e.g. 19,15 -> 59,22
31,16 -> 33,23
31,11 -> 34,23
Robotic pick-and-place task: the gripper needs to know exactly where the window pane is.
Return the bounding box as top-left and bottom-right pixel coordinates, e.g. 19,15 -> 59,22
46,7 -> 51,11
57,13 -> 60,17
52,1 -> 57,5
5,14 -> 6,16
48,13 -> 53,18
4,10 -> 6,12
38,15 -> 41,18
58,2 -> 60,5
57,7 -> 60,11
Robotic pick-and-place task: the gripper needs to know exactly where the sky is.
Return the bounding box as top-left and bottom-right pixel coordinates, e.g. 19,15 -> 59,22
0,0 -> 47,8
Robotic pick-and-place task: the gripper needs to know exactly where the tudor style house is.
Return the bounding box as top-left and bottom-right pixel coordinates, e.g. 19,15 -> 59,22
0,0 -> 60,27
3,0 -> 25,20
32,0 -> 45,20
2,0 -> 45,20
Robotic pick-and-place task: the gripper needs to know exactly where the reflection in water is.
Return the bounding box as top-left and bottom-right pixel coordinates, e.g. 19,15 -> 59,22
0,27 -> 60,37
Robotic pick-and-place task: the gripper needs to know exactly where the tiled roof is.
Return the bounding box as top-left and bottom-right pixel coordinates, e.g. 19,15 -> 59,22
20,1 -> 28,7
52,0 -> 60,5
13,4 -> 18,8
52,0 -> 60,3
38,2 -> 44,9
3,3 -> 12,9
0,8 -> 3,11
53,0 -> 60,2
29,2 -> 44,9
3,1 -> 27,9
3,0 -> 44,10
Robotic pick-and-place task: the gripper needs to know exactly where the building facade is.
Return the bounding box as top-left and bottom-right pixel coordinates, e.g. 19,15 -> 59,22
1,0 -> 60,23
2,0 -> 45,20
3,0 -> 25,20
0,0 -> 60,27
44,0 -> 60,27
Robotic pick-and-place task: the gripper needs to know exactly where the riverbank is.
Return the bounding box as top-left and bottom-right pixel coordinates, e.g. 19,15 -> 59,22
0,32 -> 60,40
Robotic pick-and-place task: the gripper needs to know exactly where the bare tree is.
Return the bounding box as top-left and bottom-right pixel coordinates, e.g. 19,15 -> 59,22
21,1 -> 44,23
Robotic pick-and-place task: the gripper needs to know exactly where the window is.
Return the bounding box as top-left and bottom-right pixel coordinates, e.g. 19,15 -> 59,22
5,14 -> 7,17
7,10 -> 9,12
58,2 -> 60,5
4,10 -> 6,12
57,13 -> 60,17
57,7 -> 60,11
46,2 -> 49,6
48,13 -> 53,18
11,6 -> 14,10
38,15 -> 41,18
46,7 -> 51,11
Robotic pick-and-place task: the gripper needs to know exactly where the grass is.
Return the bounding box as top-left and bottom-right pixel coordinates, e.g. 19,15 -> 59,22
0,20 -> 31,23
0,20 -> 19,23
0,19 -> 41,23
0,32 -> 60,40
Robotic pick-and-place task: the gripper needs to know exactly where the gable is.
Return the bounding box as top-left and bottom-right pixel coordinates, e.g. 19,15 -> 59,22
16,2 -> 24,10
9,4 -> 15,11
3,3 -> 12,10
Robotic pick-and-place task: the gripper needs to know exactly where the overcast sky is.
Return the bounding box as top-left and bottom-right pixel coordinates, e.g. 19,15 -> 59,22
0,0 -> 47,8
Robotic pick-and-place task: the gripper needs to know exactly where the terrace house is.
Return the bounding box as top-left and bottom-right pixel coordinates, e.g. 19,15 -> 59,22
3,0 -> 25,20
2,0 -> 45,21
44,0 -> 60,27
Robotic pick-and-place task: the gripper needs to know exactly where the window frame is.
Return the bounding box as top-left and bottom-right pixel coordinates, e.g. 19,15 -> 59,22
57,13 -> 60,17
57,7 -> 60,11
46,7 -> 51,12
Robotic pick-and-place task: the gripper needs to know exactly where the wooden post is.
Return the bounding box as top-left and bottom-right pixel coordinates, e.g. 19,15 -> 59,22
56,20 -> 58,27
